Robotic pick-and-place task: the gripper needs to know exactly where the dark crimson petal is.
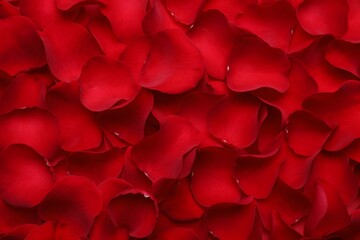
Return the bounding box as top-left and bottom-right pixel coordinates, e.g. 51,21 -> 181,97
203,0 -> 253,21
98,90 -> 153,144
205,202 -> 257,240
160,178 -> 204,221
227,37 -> 290,93
0,73 -> 46,114
88,16 -> 126,59
257,180 -> 311,229
345,139 -> 360,163
0,1 -> 19,18
131,115 -> 201,182
303,80 -> 360,151
187,10 -> 236,80
207,94 -> 262,148
139,29 -> 204,94
67,148 -> 125,185
325,40 -> 360,77
297,0 -> 348,37
154,227 -> 199,240
286,110 -> 332,156
108,191 -> 157,238
4,224 -> 37,240
191,147 -> 241,207
46,82 -> 103,151
270,213 -> 302,240
89,212 -> 128,240
0,16 -> 46,76
342,0 -> 360,42
56,0 -> 95,10
235,1 -> 297,51
0,145 -> 54,208
152,92 -> 185,124
330,210 -> 360,239
165,0 -> 204,25
0,108 -> 59,159
41,21 -> 101,82
79,56 -> 139,111
39,176 -> 102,236
254,58 -> 318,118
304,180 -> 351,237
25,222 -> 81,240
99,0 -> 147,41
304,152 -> 358,204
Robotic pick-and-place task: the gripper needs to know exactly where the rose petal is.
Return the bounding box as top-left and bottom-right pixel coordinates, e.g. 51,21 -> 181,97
304,180 -> 351,237
205,202 -> 257,240
235,1 -> 297,51
297,0 -> 348,37
25,222 -> 81,240
4,224 -> 37,240
203,0 -> 253,21
288,23 -> 318,53
286,110 -> 332,156
227,37 -> 290,93
41,21 -> 101,82
155,227 -> 199,240
187,10 -> 236,80
165,0 -> 204,25
89,212 -> 128,240
207,94 -> 262,148
152,92 -> 185,124
270,213 -> 302,240
46,82 -> 103,151
56,0 -> 95,10
0,1 -> 19,18
342,0 -> 360,42
0,16 -> 46,75
99,0 -> 147,41
39,176 -> 102,236
79,56 -> 139,111
191,147 -> 241,207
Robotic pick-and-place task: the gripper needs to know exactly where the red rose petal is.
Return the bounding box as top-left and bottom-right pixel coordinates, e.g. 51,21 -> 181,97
0,108 -> 59,159
79,56 -> 139,111
325,40 -> 360,78
41,21 -> 101,82
0,16 -> 46,76
131,115 -> 201,182
235,1 -> 297,51
4,224 -> 37,240
138,29 -> 204,94
39,176 -> 102,236
187,10 -> 236,80
227,37 -> 290,93
0,1 -> 19,18
67,148 -> 125,185
304,180 -> 351,237
0,145 -> 54,208
56,0 -> 94,10
205,202 -> 257,240
342,0 -> 360,42
160,178 -> 204,221
303,80 -> 360,151
203,0 -> 252,21
165,0 -> 204,25
297,0 -> 348,37
288,23 -> 318,53
152,92 -> 185,124
89,212 -> 128,240
25,222 -> 80,240
191,147 -> 241,207
270,213 -> 302,240
345,139 -> 360,163
46,82 -> 103,151
155,227 -> 199,240
99,0 -> 147,41
207,94 -> 262,148
108,191 -> 157,238
286,110 -> 332,156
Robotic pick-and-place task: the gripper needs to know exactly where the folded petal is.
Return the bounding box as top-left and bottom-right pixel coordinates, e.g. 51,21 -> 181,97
89,212 -> 128,240
41,21 -> 101,82
270,213 -> 302,240
207,94 -> 262,148
0,1 -> 19,18
79,56 -> 139,111
297,0 -> 348,37
165,0 -> 204,25
39,176 -> 102,236
191,147 -> 241,207
203,0 -> 252,21
235,1 -> 297,51
0,16 -> 46,75
139,29 -> 204,94
227,37 -> 290,92
56,0 -> 94,10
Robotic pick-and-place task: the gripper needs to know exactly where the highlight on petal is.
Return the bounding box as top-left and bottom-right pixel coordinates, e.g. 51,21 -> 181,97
191,147 -> 241,207
205,202 -> 257,240
41,21 -> 101,82
304,180 -> 351,237
207,94 -> 262,148
342,0 -> 360,42
187,10 -> 236,80
235,1 -> 297,51
131,115 -> 202,182
0,145 -> 54,208
99,0 -> 147,41
303,80 -> 360,151
46,82 -> 103,151
79,56 -> 139,111
286,110 -> 332,156
0,16 -> 46,76
165,0 -> 204,25
297,0 -> 348,37
39,176 -> 102,236
138,29 -> 204,94
226,38 -> 290,93
0,108 -> 59,159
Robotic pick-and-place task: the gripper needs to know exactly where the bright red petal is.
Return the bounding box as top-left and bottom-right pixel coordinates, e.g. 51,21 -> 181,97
165,0 -> 204,25
342,0 -> 360,42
